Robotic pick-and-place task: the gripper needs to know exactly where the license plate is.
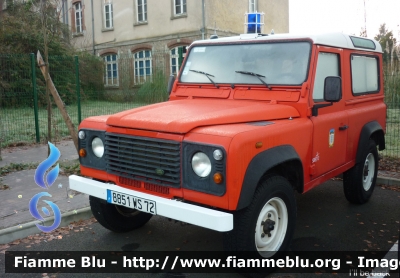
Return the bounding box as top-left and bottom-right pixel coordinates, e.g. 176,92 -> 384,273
107,190 -> 157,215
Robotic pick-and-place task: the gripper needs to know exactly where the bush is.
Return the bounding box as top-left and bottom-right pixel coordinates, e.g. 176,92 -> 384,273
0,1 -> 105,108
78,53 -> 105,102
384,62 -> 400,108
134,70 -> 169,104
103,89 -> 136,103
0,54 -> 33,108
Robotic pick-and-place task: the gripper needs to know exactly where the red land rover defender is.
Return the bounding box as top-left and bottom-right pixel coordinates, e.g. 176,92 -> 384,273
69,32 -> 386,258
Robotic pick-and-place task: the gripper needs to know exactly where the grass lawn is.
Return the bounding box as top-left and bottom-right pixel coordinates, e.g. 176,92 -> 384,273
0,101 -> 145,147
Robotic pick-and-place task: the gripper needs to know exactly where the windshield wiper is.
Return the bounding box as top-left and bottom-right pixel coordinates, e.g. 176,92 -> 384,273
189,69 -> 219,88
235,70 -> 271,90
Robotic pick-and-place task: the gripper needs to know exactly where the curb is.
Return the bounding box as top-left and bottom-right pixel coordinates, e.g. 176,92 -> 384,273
0,207 -> 93,245
376,176 -> 400,187
336,174 -> 400,187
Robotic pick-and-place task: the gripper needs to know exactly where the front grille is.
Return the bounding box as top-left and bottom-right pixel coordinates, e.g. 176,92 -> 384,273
105,133 -> 181,188
144,183 -> 170,195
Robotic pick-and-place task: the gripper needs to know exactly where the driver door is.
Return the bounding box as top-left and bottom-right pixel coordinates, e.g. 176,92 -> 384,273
310,47 -> 349,178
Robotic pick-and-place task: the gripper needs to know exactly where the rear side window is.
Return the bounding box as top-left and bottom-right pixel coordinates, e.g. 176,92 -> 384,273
349,36 -> 376,50
351,55 -> 379,95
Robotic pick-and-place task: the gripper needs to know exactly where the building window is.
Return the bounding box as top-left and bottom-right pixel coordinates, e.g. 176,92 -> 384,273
104,1 -> 113,29
174,0 -> 186,15
104,54 -> 118,86
62,0 -> 68,25
249,0 -> 257,12
74,2 -> 83,33
136,0 -> 147,22
134,50 -> 152,84
170,46 -> 187,75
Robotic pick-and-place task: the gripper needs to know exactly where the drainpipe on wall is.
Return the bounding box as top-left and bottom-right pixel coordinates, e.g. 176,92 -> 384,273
201,0 -> 205,40
91,0 -> 95,54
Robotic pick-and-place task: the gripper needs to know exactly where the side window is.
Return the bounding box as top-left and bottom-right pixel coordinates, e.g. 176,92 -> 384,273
313,52 -> 340,102
351,55 -> 379,95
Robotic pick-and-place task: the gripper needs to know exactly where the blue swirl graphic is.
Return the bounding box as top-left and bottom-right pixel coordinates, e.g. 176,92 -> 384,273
29,192 -> 61,233
34,142 -> 60,189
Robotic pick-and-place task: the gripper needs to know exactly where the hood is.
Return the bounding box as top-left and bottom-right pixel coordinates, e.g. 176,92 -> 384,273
106,99 -> 299,133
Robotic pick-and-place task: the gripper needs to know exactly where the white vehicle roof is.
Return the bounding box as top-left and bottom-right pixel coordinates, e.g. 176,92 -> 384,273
193,32 -> 382,53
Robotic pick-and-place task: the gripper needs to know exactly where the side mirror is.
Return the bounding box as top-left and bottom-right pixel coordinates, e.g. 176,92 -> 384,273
167,75 -> 175,95
324,76 -> 342,102
312,76 -> 342,116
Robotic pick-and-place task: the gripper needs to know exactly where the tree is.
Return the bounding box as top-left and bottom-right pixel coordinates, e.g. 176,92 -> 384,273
359,27 -> 367,38
374,23 -> 398,64
0,0 -> 72,55
0,1 -> 104,152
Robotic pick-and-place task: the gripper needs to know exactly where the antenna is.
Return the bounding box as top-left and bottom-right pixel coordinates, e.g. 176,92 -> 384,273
210,21 -> 218,39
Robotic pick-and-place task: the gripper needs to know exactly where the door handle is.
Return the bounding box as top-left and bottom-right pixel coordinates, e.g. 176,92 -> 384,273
339,125 -> 349,131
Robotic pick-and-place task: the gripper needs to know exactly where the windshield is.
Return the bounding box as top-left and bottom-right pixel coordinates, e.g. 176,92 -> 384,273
180,41 -> 311,86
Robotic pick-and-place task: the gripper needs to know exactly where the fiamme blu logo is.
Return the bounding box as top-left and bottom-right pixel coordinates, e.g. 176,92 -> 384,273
29,142 -> 62,232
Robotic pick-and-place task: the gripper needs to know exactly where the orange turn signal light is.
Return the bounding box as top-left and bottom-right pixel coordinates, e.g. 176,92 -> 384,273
79,148 -> 87,157
213,173 -> 223,184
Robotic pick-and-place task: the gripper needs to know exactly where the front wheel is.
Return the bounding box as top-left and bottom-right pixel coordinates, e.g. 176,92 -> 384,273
223,175 -> 296,259
343,139 -> 378,204
89,195 -> 153,232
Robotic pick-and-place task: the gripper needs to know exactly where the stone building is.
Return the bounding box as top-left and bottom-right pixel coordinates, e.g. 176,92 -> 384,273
63,0 -> 289,87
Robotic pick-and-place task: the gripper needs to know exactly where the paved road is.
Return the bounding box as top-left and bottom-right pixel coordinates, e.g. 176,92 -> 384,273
1,180 -> 399,278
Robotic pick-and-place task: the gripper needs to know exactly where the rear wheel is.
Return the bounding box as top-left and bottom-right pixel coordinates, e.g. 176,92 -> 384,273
223,175 -> 296,259
89,195 -> 153,232
343,139 -> 378,204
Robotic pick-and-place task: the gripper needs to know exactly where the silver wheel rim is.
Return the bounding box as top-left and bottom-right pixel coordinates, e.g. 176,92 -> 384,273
363,153 -> 375,191
255,197 -> 288,258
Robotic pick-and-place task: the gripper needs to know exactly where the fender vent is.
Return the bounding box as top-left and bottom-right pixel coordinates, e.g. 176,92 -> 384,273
119,176 -> 141,188
118,177 -> 170,195
144,183 -> 170,195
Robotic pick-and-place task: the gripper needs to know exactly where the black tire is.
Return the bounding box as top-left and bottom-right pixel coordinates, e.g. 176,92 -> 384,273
89,195 -> 153,232
343,139 -> 378,204
223,175 -> 296,259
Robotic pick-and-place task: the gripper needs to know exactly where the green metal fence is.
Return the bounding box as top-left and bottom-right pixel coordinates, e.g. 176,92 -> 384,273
0,53 -> 82,146
0,52 -> 171,148
383,70 -> 400,159
1,54 -> 38,145
1,53 -> 400,164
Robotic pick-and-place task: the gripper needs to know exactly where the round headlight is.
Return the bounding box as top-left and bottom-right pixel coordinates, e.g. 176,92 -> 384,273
192,152 -> 211,177
213,149 -> 223,161
92,137 -> 104,158
78,130 -> 86,140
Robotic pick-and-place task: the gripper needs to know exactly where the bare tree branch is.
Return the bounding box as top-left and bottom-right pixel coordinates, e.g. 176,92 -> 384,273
37,51 -> 79,152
